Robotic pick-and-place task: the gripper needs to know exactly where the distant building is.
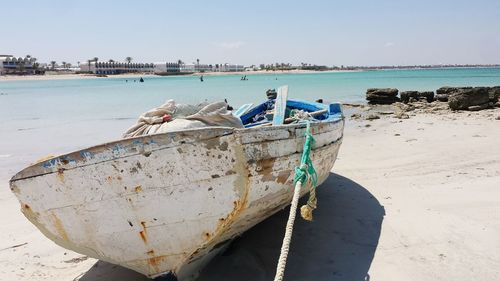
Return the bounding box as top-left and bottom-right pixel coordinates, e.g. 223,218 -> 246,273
155,62 -> 229,75
78,60 -> 246,75
0,55 -> 39,75
79,61 -> 154,74
195,64 -> 213,73
218,63 -> 244,72
192,63 -> 244,72
153,62 -> 195,75
211,63 -> 245,72
154,62 -> 180,74
180,64 -> 196,73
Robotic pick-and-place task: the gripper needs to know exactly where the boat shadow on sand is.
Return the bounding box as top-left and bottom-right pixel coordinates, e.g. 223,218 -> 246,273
78,173 -> 385,281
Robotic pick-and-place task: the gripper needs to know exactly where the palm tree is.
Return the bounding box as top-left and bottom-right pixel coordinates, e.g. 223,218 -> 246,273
61,61 -> 67,68
125,57 -> 132,63
86,59 -> 93,73
50,61 -> 56,70
30,57 -> 37,67
196,58 -> 200,65
17,61 -> 26,73
177,59 -> 184,65
109,59 -> 115,63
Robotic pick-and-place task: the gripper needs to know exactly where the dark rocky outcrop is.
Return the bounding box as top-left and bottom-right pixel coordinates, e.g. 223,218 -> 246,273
400,91 -> 418,103
448,87 -> 490,110
488,86 -> 500,103
435,94 -> 448,102
366,88 -> 399,104
435,86 -> 472,102
435,86 -> 500,107
400,91 -> 434,103
362,85 -> 500,112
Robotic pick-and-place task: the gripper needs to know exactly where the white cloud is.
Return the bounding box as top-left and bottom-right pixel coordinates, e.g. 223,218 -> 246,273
213,41 -> 245,49
384,42 -> 395,47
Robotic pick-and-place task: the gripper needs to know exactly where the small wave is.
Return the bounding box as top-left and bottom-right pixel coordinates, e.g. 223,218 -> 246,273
17,127 -> 36,131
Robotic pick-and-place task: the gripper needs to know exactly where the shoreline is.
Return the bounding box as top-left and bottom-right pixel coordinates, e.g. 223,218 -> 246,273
3,66 -> 500,82
0,69 -> 360,82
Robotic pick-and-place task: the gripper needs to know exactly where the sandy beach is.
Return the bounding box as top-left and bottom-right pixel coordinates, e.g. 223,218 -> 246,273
0,69 -> 359,82
0,73 -> 157,82
1,104 -> 499,280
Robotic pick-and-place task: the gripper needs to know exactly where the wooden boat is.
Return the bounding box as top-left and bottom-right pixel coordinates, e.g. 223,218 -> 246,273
9,96 -> 344,280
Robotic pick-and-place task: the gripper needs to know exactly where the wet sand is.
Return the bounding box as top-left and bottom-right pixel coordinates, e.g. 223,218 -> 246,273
1,107 -> 499,280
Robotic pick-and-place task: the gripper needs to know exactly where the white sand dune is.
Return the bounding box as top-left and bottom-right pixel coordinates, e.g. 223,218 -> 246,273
1,110 -> 499,280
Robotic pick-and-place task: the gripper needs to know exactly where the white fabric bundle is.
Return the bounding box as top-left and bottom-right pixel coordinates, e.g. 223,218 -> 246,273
123,100 -> 243,138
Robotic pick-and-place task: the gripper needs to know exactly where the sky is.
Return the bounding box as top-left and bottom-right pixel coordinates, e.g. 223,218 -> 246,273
1,0 -> 500,66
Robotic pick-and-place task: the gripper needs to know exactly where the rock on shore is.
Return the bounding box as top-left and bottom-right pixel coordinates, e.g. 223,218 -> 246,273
489,86 -> 500,103
400,91 -> 434,103
435,86 -> 471,102
448,87 -> 492,110
366,88 -> 399,104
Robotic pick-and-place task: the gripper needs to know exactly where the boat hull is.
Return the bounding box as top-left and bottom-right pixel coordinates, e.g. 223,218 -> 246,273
10,119 -> 344,280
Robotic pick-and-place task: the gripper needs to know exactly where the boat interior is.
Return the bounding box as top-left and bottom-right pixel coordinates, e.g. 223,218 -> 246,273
238,99 -> 343,128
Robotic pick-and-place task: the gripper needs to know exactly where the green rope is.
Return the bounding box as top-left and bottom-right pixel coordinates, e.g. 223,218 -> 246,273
293,121 -> 318,186
293,121 -> 319,221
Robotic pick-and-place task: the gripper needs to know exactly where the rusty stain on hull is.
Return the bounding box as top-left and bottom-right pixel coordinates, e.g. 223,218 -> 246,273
145,249 -> 167,274
139,221 -> 148,243
139,231 -> 147,243
203,232 -> 211,240
256,158 -> 276,182
10,183 -> 20,194
21,204 -> 37,219
276,170 -> 291,184
51,213 -> 69,241
56,168 -> 65,182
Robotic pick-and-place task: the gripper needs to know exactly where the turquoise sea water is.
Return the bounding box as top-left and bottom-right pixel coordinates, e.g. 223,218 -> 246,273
1,67 -> 500,181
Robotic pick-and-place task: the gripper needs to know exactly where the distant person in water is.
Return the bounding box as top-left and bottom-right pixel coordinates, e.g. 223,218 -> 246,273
125,80 -> 128,83
139,77 -> 144,83
200,75 -> 204,82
